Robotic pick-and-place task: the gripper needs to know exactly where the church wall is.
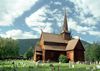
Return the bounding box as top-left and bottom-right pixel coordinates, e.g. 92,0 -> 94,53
74,40 -> 84,61
75,40 -> 84,50
34,48 -> 36,61
74,50 -> 84,61
66,50 -> 74,61
45,50 -> 66,61
40,34 -> 44,49
40,34 -> 46,62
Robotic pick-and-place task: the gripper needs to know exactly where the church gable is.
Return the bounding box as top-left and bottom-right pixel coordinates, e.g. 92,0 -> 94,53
74,40 -> 85,51
66,38 -> 79,51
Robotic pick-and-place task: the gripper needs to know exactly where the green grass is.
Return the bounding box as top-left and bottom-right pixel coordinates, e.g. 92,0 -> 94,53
0,60 -> 100,71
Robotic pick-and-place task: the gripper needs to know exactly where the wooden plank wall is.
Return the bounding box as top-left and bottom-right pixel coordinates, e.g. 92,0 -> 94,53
45,50 -> 66,61
66,50 -> 74,61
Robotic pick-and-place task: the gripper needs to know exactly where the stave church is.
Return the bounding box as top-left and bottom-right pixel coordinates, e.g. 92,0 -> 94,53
34,10 -> 85,62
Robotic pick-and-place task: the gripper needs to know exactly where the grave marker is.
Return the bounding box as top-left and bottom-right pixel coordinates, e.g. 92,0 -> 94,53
69,61 -> 71,67
59,62 -> 61,64
96,65 -> 100,69
51,67 -> 55,71
86,67 -> 90,70
96,61 -> 98,64
57,66 -> 59,71
72,65 -> 74,68
78,68 -> 82,71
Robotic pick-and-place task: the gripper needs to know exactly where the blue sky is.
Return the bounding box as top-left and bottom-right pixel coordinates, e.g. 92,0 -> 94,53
0,0 -> 100,43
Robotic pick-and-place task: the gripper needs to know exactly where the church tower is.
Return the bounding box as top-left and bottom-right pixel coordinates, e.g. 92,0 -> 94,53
60,10 -> 72,40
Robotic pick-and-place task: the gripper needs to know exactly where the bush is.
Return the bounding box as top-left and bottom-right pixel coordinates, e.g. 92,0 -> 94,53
58,55 -> 68,63
36,41 -> 40,46
24,47 -> 33,59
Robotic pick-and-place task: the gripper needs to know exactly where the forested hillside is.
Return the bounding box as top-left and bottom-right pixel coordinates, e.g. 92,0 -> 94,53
18,39 -> 39,55
18,39 -> 91,55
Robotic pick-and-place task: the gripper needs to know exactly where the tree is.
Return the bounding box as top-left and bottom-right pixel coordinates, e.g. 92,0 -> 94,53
24,47 -> 33,59
36,41 -> 39,46
90,41 -> 100,61
84,45 -> 90,61
58,55 -> 68,63
0,37 -> 20,58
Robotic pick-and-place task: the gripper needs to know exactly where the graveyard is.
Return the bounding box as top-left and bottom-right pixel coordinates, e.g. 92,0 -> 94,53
0,60 -> 100,71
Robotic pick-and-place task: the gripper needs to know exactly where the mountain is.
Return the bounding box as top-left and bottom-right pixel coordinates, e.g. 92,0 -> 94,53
18,39 -> 91,55
18,39 -> 40,55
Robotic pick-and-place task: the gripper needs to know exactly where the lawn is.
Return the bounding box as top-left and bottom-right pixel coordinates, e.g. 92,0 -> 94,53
0,60 -> 100,71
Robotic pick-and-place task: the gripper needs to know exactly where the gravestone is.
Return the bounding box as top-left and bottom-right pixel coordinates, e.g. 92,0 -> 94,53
91,69 -> 95,71
96,61 -> 98,64
23,63 -> 26,67
99,61 -> 100,64
90,61 -> 92,65
73,61 -> 75,65
49,64 -> 53,67
86,61 -> 90,65
83,62 -> 85,64
93,66 -> 96,70
37,60 -> 40,63
76,61 -> 80,64
96,65 -> 100,69
57,66 -> 59,71
72,65 -> 74,68
86,67 -> 90,70
85,61 -> 87,64
47,59 -> 50,63
42,63 -> 44,66
8,61 -> 9,64
59,62 -> 61,64
36,62 -> 38,66
51,67 -> 55,71
69,61 -> 71,67
78,68 -> 82,71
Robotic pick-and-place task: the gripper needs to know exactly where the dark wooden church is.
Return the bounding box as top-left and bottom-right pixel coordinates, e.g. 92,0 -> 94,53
34,10 -> 85,62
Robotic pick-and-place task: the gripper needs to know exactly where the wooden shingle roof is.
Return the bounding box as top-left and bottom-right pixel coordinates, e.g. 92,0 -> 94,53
42,32 -> 67,44
44,45 -> 66,51
35,45 -> 42,51
36,52 -> 42,55
66,38 -> 79,51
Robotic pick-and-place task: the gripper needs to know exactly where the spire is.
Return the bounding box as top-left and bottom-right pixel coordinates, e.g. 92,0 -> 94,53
63,9 -> 68,31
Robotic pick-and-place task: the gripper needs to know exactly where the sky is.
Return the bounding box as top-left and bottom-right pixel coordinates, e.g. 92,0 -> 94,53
0,0 -> 100,43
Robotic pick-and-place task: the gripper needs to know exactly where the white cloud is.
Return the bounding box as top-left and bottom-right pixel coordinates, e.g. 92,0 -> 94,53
73,36 -> 82,39
54,2 -> 62,5
0,29 -> 38,39
88,31 -> 100,37
0,0 -> 39,26
69,0 -> 100,25
58,23 -> 62,27
25,5 -> 53,33
68,18 -> 100,37
0,29 -> 1,31
81,17 -> 97,25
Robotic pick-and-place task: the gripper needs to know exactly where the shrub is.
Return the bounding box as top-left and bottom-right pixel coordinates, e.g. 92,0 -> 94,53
36,41 -> 40,46
24,47 -> 33,59
58,55 -> 68,63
